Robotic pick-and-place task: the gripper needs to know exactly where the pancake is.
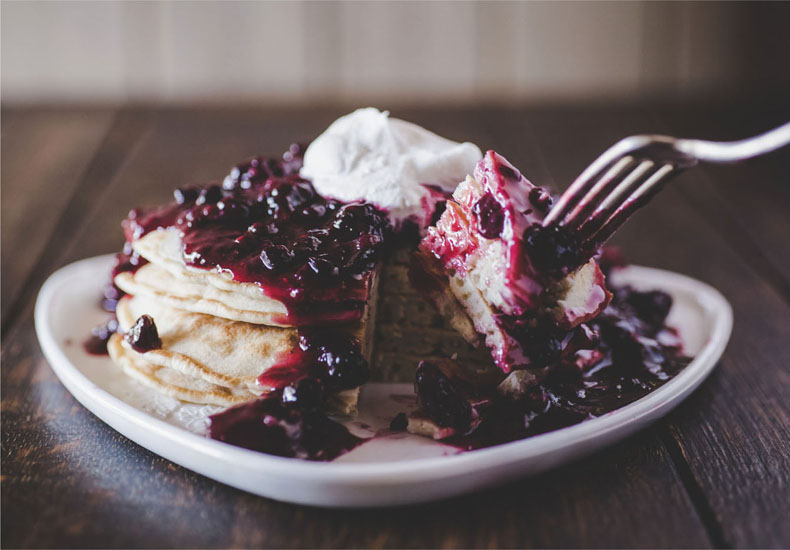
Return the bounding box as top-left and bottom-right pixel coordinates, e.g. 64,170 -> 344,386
112,293 -> 372,414
129,228 -> 375,326
108,333 -> 361,413
131,229 -> 285,312
107,333 -> 257,406
116,294 -> 299,392
115,262 -> 291,327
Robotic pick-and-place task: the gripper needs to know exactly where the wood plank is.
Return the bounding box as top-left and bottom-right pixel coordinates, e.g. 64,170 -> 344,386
1,107 -> 712,548
0,108 -> 117,324
506,105 -> 790,548
650,103 -> 790,300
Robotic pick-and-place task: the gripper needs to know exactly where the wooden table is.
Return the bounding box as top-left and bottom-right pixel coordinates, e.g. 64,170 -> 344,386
3,103 -> 789,549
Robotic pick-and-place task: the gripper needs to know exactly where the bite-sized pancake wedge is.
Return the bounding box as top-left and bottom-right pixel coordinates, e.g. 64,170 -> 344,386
412,151 -> 611,374
113,294 -> 372,414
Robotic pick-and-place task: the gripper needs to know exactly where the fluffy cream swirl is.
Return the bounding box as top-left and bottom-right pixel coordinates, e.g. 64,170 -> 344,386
301,108 -> 482,227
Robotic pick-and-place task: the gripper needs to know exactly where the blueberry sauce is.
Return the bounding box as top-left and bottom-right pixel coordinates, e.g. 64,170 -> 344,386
82,318 -> 119,355
256,329 -> 369,393
209,391 -> 363,461
122,145 -> 392,325
522,223 -> 594,282
125,314 -> 162,353
102,242 -> 148,313
471,192 -> 505,239
208,327 -> 370,459
406,280 -> 690,450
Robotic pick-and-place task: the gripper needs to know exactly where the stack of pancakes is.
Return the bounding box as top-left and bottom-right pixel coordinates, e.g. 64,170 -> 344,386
107,227 -> 377,416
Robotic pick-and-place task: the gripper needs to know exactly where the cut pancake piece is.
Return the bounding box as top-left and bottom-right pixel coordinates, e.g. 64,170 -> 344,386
413,151 -> 611,374
107,333 -> 257,406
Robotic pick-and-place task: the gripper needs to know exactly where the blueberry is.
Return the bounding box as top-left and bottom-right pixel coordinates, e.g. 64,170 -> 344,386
195,185 -> 223,206
332,203 -> 387,240
346,247 -> 378,274
472,193 -> 505,239
282,377 -> 326,411
263,157 -> 285,178
514,317 -> 564,366
624,290 -> 673,330
306,256 -> 339,278
215,198 -> 249,221
300,203 -> 327,220
293,234 -> 322,255
297,330 -> 370,390
522,223 -> 585,279
246,221 -> 279,236
319,345 -> 369,390
285,181 -> 315,211
529,187 -> 553,212
497,163 -> 521,182
260,244 -> 295,271
200,204 -> 222,221
125,314 -> 162,353
174,186 -> 200,204
414,361 -> 472,430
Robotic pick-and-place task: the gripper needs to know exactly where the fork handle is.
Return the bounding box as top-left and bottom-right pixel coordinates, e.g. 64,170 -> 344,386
675,121 -> 790,163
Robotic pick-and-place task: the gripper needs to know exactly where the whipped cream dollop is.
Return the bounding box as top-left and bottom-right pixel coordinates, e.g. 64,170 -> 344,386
301,108 -> 482,227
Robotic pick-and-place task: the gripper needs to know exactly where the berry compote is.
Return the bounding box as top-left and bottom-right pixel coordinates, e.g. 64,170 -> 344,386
209,381 -> 363,461
256,329 -> 370,393
405,270 -> 690,450
209,328 -> 371,459
121,144 -> 392,325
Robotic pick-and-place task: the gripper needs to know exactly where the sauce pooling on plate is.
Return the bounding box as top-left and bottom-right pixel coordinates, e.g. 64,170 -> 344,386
401,273 -> 690,450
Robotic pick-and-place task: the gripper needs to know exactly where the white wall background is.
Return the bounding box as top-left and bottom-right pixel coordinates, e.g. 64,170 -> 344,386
1,1 -> 785,105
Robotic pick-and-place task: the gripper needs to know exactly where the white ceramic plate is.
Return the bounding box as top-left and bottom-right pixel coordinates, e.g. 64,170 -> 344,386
35,255 -> 732,507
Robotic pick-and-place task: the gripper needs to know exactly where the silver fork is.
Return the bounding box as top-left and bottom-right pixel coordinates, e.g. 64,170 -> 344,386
542,121 -> 790,247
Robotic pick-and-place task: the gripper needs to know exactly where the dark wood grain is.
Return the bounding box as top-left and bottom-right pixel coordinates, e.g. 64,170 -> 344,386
0,108 -> 117,325
651,104 -> 790,300
2,104 -> 788,548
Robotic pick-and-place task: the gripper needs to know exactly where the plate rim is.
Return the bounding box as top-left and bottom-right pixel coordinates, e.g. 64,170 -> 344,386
35,255 -> 732,488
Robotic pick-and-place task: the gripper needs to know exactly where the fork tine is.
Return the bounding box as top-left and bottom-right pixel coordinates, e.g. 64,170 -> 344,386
583,163 -> 675,246
572,160 -> 658,238
543,153 -> 632,226
543,136 -> 653,227
562,156 -> 636,230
